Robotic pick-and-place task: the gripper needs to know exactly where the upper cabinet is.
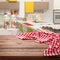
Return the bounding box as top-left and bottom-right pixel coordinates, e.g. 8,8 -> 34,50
25,2 -> 34,13
34,2 -> 49,11
7,0 -> 17,2
0,2 -> 19,10
25,1 -> 49,13
54,0 -> 60,9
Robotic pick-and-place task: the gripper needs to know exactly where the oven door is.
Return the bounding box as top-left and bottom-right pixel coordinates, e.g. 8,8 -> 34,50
53,10 -> 60,24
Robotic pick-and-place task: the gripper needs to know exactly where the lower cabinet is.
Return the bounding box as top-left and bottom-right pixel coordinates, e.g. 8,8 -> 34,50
0,29 -> 19,35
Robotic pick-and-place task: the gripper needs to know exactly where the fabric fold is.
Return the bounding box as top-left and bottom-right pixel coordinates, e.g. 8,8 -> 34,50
16,32 -> 60,56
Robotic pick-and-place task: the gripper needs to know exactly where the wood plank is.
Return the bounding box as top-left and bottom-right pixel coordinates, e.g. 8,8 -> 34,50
0,35 -> 48,56
0,51 -> 43,56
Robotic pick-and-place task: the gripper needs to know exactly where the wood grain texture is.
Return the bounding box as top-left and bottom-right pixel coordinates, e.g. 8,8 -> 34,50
0,35 -> 48,56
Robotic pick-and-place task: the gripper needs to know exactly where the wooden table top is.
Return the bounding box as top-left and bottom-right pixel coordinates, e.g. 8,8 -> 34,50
0,35 -> 48,56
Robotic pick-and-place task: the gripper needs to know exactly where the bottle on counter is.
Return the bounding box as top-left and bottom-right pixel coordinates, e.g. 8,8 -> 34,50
11,10 -> 17,28
4,13 -> 11,29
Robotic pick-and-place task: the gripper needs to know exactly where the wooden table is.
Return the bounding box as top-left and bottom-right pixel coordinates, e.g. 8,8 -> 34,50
0,35 -> 48,56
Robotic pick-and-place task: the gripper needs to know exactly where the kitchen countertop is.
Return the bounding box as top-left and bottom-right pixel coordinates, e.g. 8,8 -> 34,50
17,20 -> 60,30
0,35 -> 48,56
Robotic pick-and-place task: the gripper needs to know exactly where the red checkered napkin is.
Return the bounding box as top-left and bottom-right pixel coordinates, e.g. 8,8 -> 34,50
16,32 -> 60,56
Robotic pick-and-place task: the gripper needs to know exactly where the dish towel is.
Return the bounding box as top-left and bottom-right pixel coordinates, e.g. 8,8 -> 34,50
16,32 -> 60,56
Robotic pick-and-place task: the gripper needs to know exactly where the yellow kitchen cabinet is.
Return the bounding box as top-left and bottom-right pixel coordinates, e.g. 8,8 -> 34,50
25,2 -> 34,13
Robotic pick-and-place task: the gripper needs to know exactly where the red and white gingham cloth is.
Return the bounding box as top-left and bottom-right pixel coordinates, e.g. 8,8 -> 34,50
16,32 -> 60,56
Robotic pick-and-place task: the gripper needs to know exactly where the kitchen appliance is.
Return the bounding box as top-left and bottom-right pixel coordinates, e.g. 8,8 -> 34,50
53,9 -> 60,24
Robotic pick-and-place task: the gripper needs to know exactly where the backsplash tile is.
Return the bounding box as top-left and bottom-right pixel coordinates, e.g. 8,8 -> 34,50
26,13 -> 44,23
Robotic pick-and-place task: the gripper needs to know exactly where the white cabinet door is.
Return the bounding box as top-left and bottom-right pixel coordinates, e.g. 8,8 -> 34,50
0,29 -> 19,35
0,0 -> 6,2
0,29 -> 11,35
54,0 -> 60,9
8,29 -> 19,35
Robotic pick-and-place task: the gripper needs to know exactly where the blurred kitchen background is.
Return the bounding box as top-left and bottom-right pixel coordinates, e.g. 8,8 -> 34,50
0,0 -> 60,35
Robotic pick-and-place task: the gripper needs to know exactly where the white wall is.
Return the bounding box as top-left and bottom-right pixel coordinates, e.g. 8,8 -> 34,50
44,0 -> 53,24
54,0 -> 60,9
18,0 -> 25,18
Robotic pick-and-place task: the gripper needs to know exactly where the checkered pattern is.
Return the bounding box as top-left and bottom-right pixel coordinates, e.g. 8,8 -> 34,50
16,32 -> 60,56
16,32 -> 36,40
